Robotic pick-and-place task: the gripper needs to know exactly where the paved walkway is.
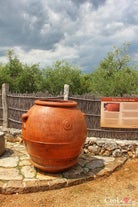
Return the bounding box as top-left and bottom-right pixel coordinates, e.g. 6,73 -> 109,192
0,141 -> 127,194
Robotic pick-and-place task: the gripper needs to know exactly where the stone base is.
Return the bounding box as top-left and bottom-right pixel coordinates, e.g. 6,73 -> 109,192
84,137 -> 138,158
0,141 -> 127,194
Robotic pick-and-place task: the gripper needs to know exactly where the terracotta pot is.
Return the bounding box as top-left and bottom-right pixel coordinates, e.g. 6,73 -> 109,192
107,103 -> 120,112
22,99 -> 87,172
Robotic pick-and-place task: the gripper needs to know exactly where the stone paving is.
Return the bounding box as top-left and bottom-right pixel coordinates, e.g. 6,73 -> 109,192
0,141 -> 127,194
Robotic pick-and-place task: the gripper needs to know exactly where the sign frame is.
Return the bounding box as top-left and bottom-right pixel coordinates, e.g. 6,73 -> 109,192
101,97 -> 138,128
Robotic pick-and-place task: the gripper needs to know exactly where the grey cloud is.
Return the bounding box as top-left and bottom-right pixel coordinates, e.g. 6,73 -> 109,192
0,0 -> 138,72
0,0 -> 107,53
0,0 -> 65,50
70,0 -> 106,9
0,49 -> 7,57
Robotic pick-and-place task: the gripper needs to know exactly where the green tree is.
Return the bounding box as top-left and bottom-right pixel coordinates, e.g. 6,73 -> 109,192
5,50 -> 23,92
88,43 -> 137,96
1,50 -> 43,93
0,63 -> 11,86
16,64 -> 43,93
6,50 -> 23,77
42,60 -> 83,95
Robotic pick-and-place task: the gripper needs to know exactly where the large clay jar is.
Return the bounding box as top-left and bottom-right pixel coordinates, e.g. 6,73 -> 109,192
22,99 -> 87,172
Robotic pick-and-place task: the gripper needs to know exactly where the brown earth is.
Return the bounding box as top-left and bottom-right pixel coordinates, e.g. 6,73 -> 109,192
0,158 -> 137,207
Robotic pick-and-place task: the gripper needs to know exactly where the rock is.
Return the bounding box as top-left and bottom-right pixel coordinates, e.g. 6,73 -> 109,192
0,168 -> 23,180
104,141 -> 118,151
96,141 -> 105,147
112,149 -> 123,157
63,165 -> 86,178
21,166 -> 36,179
83,148 -> 88,154
0,157 -> 19,167
88,144 -> 100,155
85,159 -> 104,170
78,158 -> 87,167
135,147 -> 138,157
127,151 -> 133,157
102,150 -> 112,156
2,181 -> 24,194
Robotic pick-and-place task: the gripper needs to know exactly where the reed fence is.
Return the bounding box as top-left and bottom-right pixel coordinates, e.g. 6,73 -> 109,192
0,83 -> 138,140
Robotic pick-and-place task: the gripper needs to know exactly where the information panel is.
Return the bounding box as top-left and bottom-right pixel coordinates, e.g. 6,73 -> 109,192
101,97 -> 138,128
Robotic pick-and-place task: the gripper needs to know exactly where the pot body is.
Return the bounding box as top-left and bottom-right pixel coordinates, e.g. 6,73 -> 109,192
22,99 -> 87,172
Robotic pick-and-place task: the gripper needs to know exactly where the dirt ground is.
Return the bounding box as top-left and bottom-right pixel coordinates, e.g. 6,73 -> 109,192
0,158 -> 137,207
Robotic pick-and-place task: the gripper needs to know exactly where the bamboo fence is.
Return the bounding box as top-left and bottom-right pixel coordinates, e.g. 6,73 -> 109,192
0,84 -> 138,140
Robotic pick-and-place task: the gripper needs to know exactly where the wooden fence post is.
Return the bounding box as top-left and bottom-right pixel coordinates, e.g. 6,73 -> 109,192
2,83 -> 9,129
64,84 -> 69,100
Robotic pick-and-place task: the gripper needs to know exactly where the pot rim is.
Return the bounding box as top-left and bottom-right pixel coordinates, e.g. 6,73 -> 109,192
35,99 -> 77,107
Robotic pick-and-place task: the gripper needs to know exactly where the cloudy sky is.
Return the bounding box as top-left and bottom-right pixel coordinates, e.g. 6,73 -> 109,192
0,0 -> 138,73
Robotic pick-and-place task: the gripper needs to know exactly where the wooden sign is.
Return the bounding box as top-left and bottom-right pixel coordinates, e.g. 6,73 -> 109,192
101,97 -> 138,128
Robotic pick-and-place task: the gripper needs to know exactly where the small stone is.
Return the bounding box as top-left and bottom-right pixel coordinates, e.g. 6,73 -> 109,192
85,159 -> 104,170
83,167 -> 89,173
135,147 -> 138,157
15,136 -> 23,143
21,166 -> 36,179
88,145 -> 100,155
0,157 -> 19,167
102,150 -> 112,156
78,158 -> 86,167
87,137 -> 97,143
19,155 -> 30,161
128,144 -> 134,150
49,179 -> 67,190
5,135 -> 15,143
104,141 -> 118,151
96,140 -> 105,147
19,159 -> 32,166
2,180 -> 24,194
83,148 -> 88,154
112,149 -> 123,157
89,140 -> 96,145
63,165 -> 86,178
127,151 -> 133,157
0,168 -> 23,180
36,171 -> 61,181
101,157 -> 115,164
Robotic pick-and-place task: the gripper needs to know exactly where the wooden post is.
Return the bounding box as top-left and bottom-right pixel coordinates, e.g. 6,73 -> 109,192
64,84 -> 69,100
2,83 -> 9,129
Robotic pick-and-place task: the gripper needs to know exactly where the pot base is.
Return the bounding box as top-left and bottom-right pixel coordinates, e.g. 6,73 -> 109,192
30,156 -> 78,173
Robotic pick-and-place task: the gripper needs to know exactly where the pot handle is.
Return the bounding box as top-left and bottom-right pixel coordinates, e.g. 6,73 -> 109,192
22,113 -> 29,129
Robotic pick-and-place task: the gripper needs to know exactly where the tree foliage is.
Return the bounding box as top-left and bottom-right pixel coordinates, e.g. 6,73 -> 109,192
0,50 -> 43,93
88,43 -> 138,96
0,44 -> 137,96
42,60 -> 84,95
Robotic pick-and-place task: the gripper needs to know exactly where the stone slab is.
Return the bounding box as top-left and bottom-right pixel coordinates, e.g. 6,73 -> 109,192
0,168 -> 23,180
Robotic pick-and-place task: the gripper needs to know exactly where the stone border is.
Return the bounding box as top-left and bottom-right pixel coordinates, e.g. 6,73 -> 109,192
84,137 -> 138,158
